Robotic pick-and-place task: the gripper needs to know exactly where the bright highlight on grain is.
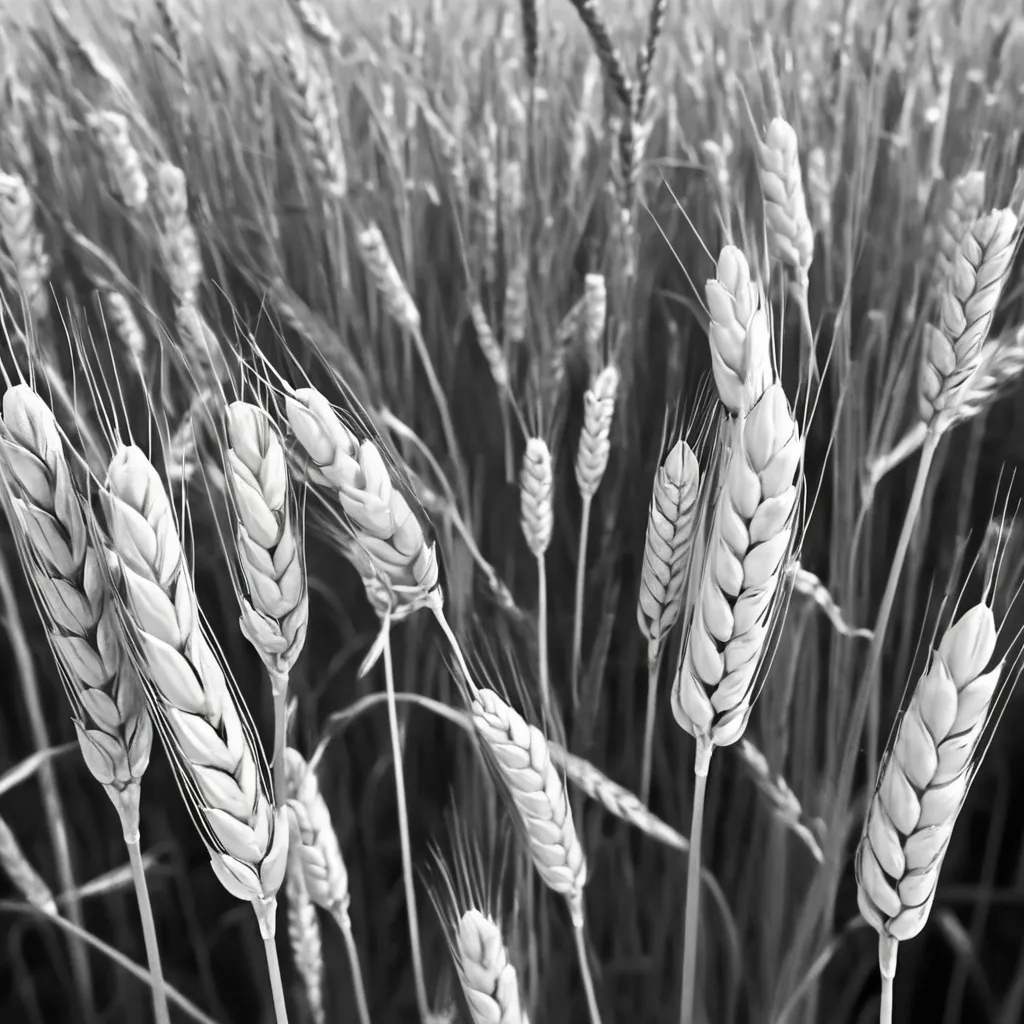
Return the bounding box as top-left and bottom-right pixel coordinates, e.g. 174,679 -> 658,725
455,908 -> 526,1024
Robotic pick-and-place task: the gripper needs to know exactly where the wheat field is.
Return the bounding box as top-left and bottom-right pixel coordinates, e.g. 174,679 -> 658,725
1,1 -> 1024,1023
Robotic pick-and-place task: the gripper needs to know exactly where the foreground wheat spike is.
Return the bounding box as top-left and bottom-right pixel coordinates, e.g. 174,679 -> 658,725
87,111 -> 148,211
705,246 -> 773,415
282,37 -> 347,198
919,208 -> 1020,425
0,814 -> 57,916
455,909 -> 526,1024
223,401 -> 308,799
520,438 -> 554,712
934,171 -> 986,286
285,748 -> 372,1024
0,171 -> 51,321
635,439 -> 701,803
285,853 -> 326,1024
582,274 -> 607,376
0,386 -> 167,1020
856,602 -> 1005,1024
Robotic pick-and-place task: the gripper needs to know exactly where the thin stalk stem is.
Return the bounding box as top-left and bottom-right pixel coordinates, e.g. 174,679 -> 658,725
432,605 -> 479,701
270,673 -> 288,807
864,432 -> 939,785
880,975 -> 893,1024
640,657 -> 661,806
537,553 -> 551,715
382,637 -> 430,1021
795,279 -> 819,387
867,422 -> 929,492
332,908 -> 373,1024
572,920 -> 603,1024
252,898 -> 289,1024
680,739 -> 713,1024
571,494 -> 593,707
0,548 -> 93,1013
126,834 -> 170,1024
878,935 -> 898,1024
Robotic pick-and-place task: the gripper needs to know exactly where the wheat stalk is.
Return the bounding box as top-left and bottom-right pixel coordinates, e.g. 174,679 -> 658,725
919,208 -> 1020,425
456,908 -> 527,1024
520,437 -> 554,712
856,602 -> 1004,1023
87,110 -> 148,211
0,814 -> 57,915
0,171 -> 51,322
285,852 -> 326,1024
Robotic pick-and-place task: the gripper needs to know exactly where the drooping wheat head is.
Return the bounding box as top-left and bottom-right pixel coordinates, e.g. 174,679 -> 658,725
357,223 -> 421,335
575,364 -> 619,501
285,849 -> 326,1024
470,301 -> 510,392
637,439 -> 702,667
520,437 -> 553,559
0,815 -> 57,915
0,172 -> 51,321
87,111 -> 148,211
0,386 -> 153,829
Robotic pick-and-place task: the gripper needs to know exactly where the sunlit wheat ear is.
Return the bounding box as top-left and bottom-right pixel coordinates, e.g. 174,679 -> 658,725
934,171 -> 986,285
672,383 -> 803,770
100,290 -> 148,378
520,438 -> 553,559
582,273 -> 607,377
288,0 -> 341,49
919,209 -> 1020,425
471,689 -> 588,924
856,603 -> 1005,1001
0,815 -> 57,915
575,364 -> 619,499
154,162 -> 202,308
637,439 -> 702,667
87,111 -> 148,211
285,855 -> 326,1024
504,257 -> 528,347
566,0 -> 633,110
357,223 -> 421,334
223,402 -> 308,680
756,118 -> 814,282
456,909 -> 527,1024
282,37 -> 347,199
100,445 -> 289,906
285,387 -> 440,605
805,146 -> 832,235
0,171 -> 51,321
705,245 -> 773,416
0,386 -> 152,826
470,301 -> 510,391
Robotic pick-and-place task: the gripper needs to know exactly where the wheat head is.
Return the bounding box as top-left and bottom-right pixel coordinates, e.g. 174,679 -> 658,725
575,363 -> 619,500
224,401 -> 308,681
635,0 -> 667,119
672,383 -> 803,767
87,110 -> 148,211
471,688 -> 587,923
0,171 -> 51,320
470,301 -> 510,391
519,438 -> 553,559
0,386 -> 153,825
705,245 -> 773,416
154,163 -> 202,308
757,118 -> 814,280
456,908 -> 526,1024
0,814 -> 57,916
805,146 -> 832,234
582,273 -> 607,376
101,444 -> 288,905
934,171 -> 986,285
357,223 -> 420,334
504,256 -> 528,347
288,0 -> 341,49
100,290 -> 148,373
919,208 -> 1019,423
566,0 -> 634,110
637,439 -> 702,667
856,602 -> 1003,945
285,847 -> 326,1024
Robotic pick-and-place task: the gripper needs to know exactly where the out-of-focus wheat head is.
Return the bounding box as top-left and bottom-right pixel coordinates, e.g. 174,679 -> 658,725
0,172 -> 51,320
705,246 -> 773,416
672,383 -> 802,768
101,444 -> 288,905
503,257 -> 528,347
0,386 -> 152,827
856,603 -> 1003,952
456,908 -> 527,1024
285,853 -> 326,1024
288,0 -> 341,49
582,273 -> 607,376
223,401 -> 308,682
470,301 -> 510,392
154,162 -> 202,308
757,118 -> 814,282
805,146 -> 832,235
100,290 -> 148,375
637,439 -> 702,667
520,437 -> 553,559
87,110 -> 148,211
357,224 -> 421,334
575,363 -> 619,499
919,208 -> 1020,424
566,0 -> 634,111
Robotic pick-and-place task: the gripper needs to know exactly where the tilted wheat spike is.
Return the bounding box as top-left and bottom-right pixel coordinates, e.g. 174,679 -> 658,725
956,328 -> 1024,418
288,0 -> 341,49
0,172 -> 51,321
672,382 -> 803,766
100,290 -> 148,379
856,602 -> 1005,1023
805,146 -> 832,236
0,814 -> 57,915
705,245 -> 773,416
154,162 -> 202,308
87,111 -> 148,211
634,0 -> 667,121
919,208 -> 1020,426
636,439 -> 701,803
504,256 -> 528,347
285,748 -> 372,1024
0,385 -> 168,1020
934,171 -> 986,287
470,301 -> 510,392
357,223 -> 420,334
455,909 -> 527,1024
757,118 -> 814,282
282,37 -> 347,199
582,273 -> 607,377
565,0 -> 633,110
285,853 -> 326,1024
520,437 -> 554,712
520,0 -> 538,80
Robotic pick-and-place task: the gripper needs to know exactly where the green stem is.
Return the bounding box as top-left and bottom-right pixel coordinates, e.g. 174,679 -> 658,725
124,829 -> 170,1024
332,907 -> 373,1024
537,553 -> 551,715
572,917 -> 603,1024
680,738 -> 713,1024
382,637 -> 430,1021
640,657 -> 661,806
571,495 -> 593,708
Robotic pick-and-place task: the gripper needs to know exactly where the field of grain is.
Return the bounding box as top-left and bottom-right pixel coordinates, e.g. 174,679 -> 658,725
1,2 -> 1024,1023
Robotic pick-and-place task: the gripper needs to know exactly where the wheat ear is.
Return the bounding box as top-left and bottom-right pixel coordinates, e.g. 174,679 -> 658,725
154,162 -> 202,308
456,909 -> 527,1024
285,853 -> 326,1024
100,290 -> 149,382
285,749 -> 373,1024
520,438 -> 554,713
856,603 -> 1003,1024
0,385 -> 168,1022
635,0 -> 667,120
0,171 -> 51,322
0,814 -> 57,915
919,209 -> 1019,425
223,401 -> 308,801
504,257 -> 528,348
288,0 -> 341,49
565,0 -> 633,110
87,110 -> 148,211
582,274 -> 607,377
934,171 -> 986,286
470,300 -> 510,392
636,439 -> 701,803
705,245 -> 773,415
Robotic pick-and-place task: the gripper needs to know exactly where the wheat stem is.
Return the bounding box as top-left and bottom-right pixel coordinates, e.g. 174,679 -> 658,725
795,280 -> 818,386
272,679 -> 289,806
640,658 -> 660,806
383,635 -> 429,1021
332,907 -> 373,1024
263,930 -> 290,1024
680,739 -> 713,1024
867,423 -> 929,491
571,494 -> 593,706
125,836 -> 170,1024
538,553 -> 551,714
573,918 -> 603,1024
880,974 -> 893,1024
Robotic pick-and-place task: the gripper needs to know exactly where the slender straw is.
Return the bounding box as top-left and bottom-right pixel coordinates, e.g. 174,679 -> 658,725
124,830 -> 170,1024
332,906 -> 373,1024
680,738 -> 713,1024
572,916 -> 603,1024
537,554 -> 551,714
252,898 -> 289,1024
880,976 -> 893,1024
571,494 -> 593,707
270,670 -> 289,806
640,657 -> 661,806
